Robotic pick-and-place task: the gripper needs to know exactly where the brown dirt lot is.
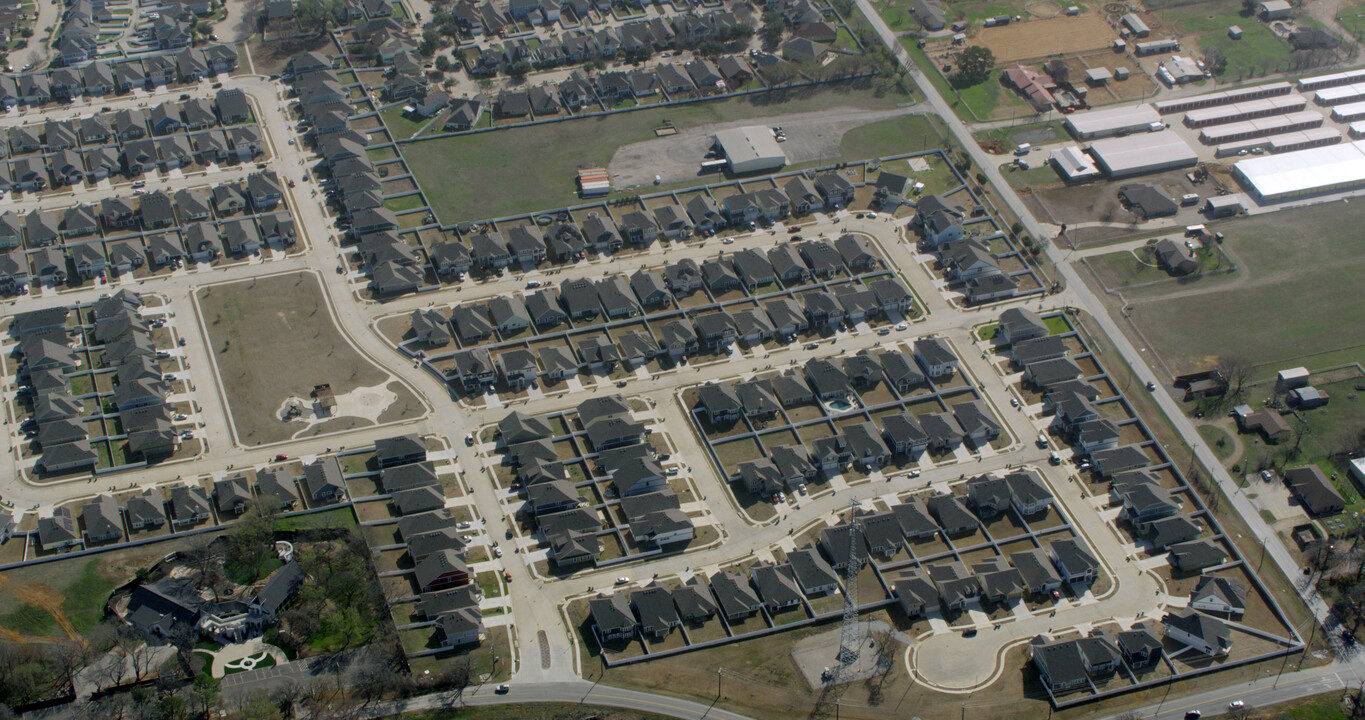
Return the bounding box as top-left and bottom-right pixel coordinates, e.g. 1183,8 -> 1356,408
197,272 -> 423,445
976,15 -> 1118,64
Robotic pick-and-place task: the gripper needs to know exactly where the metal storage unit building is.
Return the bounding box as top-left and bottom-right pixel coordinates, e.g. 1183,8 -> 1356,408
1086,132 -> 1199,178
1182,94 -> 1305,127
1199,111 -> 1323,144
1154,81 -> 1292,114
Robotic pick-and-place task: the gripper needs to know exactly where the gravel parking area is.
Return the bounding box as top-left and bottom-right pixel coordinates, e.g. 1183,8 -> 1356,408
607,107 -> 919,187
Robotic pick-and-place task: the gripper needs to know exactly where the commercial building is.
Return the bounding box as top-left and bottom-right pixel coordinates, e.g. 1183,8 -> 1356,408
1049,145 -> 1100,182
1233,139 -> 1365,201
1065,104 -> 1162,140
1351,121 -> 1365,138
1199,111 -> 1323,144
1086,132 -> 1198,178
714,127 -> 787,174
1182,94 -> 1305,127
1154,81 -> 1292,114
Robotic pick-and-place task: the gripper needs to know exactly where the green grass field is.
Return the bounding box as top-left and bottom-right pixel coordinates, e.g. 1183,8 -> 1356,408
384,193 -> 427,213
901,40 -> 1033,122
379,104 -> 430,140
1122,201 -> 1365,382
1167,4 -> 1293,79
1338,11 -> 1365,43
403,82 -> 915,222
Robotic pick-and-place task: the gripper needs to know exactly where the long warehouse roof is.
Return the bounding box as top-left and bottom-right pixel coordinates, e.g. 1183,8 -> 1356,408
1065,104 -> 1160,136
1185,94 -> 1305,125
1235,139 -> 1365,198
1087,132 -> 1198,174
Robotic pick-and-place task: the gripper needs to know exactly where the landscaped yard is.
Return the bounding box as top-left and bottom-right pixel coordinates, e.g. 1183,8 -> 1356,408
379,104 -> 431,140
403,83 -> 914,222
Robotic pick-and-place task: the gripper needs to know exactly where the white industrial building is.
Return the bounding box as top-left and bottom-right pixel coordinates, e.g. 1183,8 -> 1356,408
1086,132 -> 1199,178
1350,121 -> 1365,138
1199,111 -> 1323,144
1049,145 -> 1100,182
1064,103 -> 1162,140
1183,94 -> 1305,128
1234,139 -> 1365,201
714,127 -> 788,174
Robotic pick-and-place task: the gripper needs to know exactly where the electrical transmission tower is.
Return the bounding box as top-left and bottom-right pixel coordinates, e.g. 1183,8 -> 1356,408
837,499 -> 864,667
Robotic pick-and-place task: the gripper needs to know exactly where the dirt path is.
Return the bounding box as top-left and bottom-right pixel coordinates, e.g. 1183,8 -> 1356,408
14,584 -> 81,641
607,106 -> 922,188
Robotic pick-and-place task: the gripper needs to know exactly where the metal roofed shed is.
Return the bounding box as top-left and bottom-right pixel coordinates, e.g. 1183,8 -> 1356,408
714,127 -> 787,174
1233,139 -> 1365,201
1049,145 -> 1100,182
1228,25 -> 1242,39
1086,132 -> 1198,178
1351,121 -> 1365,138
1084,67 -> 1112,85
1064,103 -> 1162,140
1204,195 -> 1245,217
1314,82 -> 1365,106
1183,94 -> 1306,127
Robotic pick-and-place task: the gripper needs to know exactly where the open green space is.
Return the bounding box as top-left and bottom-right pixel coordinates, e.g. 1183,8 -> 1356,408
403,82 -> 914,222
901,40 -> 1034,122
1117,201 -> 1365,382
1167,3 -> 1294,80
1338,11 -> 1365,43
833,113 -> 949,160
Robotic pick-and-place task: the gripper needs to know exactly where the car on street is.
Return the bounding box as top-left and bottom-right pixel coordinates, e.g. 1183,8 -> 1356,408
1184,712 -> 1201,720
722,238 -> 734,244
615,576 -> 631,585
877,328 -> 890,335
804,343 -> 819,350
525,280 -> 541,288
895,323 -> 907,331
1050,451 -> 1061,465
503,571 -> 512,582
465,433 -> 475,446
1229,701 -> 1245,711
909,469 -> 920,478
495,684 -> 510,694
1036,433 -> 1049,448
787,226 -> 800,232
1009,397 -> 1019,407
1051,589 -> 1062,600
274,454 -> 288,461
493,546 -> 503,558
180,430 -> 193,439
667,466 -> 679,476
211,82 -> 222,89
178,338 -> 187,346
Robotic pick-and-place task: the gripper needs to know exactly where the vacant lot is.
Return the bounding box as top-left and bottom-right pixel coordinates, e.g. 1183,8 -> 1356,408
403,82 -> 914,222
976,14 -> 1116,64
197,272 -> 422,445
1100,202 -> 1365,379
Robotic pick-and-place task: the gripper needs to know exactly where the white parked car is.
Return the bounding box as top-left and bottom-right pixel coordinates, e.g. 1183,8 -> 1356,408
615,576 -> 631,585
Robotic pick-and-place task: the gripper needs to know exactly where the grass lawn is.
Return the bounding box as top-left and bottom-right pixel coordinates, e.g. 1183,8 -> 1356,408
874,0 -> 922,32
975,119 -> 1067,150
380,104 -> 429,141
1119,201 -> 1365,380
836,114 -> 949,160
1197,423 -> 1236,464
403,82 -> 914,223
384,193 -> 427,213
1338,11 -> 1365,43
1045,314 -> 1072,335
1167,3 -> 1293,80
225,556 -> 284,586
274,507 -> 358,532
